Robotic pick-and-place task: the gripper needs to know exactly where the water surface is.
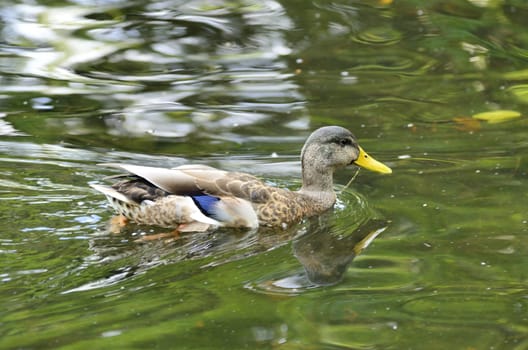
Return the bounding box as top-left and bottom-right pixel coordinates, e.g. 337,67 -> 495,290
1,0 -> 528,349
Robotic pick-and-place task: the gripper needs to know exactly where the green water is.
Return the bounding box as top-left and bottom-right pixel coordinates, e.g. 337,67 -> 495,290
1,0 -> 528,349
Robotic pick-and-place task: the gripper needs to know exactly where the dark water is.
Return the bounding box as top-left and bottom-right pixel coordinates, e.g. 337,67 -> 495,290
2,0 -> 528,349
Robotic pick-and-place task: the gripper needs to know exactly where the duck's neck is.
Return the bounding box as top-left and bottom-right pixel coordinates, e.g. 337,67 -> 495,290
299,160 -> 336,206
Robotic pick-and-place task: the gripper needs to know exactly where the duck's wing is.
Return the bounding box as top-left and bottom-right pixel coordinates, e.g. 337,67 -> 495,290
178,167 -> 271,203
99,163 -> 210,195
98,163 -> 270,202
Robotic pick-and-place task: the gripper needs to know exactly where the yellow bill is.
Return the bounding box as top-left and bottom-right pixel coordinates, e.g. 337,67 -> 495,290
354,146 -> 392,174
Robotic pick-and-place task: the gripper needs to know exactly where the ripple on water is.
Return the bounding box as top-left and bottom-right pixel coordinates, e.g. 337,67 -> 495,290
401,290 -> 521,324
317,321 -> 505,350
352,26 -> 403,46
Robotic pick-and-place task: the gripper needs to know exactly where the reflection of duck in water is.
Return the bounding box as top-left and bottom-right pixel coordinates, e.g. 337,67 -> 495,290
294,218 -> 387,285
91,126 -> 391,231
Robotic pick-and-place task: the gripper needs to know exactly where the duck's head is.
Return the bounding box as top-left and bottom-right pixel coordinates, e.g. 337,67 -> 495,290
301,126 -> 392,174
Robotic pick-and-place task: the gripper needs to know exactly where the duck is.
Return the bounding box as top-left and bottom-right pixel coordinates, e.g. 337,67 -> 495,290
90,126 -> 392,232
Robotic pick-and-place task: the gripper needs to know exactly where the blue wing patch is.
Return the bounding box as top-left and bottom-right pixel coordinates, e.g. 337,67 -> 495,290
191,194 -> 220,217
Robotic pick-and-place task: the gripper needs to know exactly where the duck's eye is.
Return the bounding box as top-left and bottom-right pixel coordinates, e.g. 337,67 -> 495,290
339,138 -> 352,146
